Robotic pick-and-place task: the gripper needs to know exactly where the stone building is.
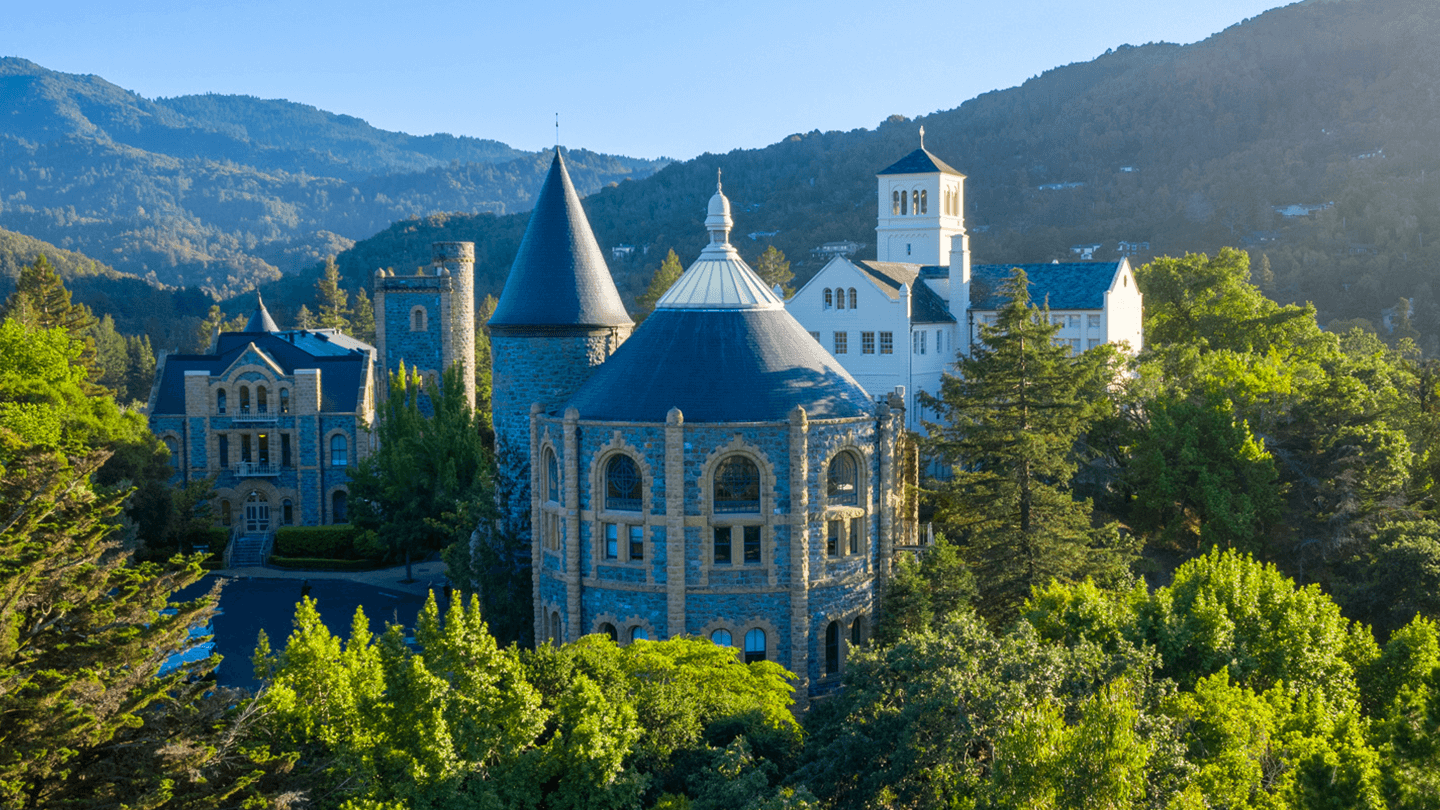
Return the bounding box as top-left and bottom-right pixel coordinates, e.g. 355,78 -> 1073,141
373,241 -> 477,410
511,171 -> 913,702
146,298 -> 376,534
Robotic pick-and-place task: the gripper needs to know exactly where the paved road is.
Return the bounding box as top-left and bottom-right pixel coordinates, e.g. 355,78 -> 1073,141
220,559 -> 453,596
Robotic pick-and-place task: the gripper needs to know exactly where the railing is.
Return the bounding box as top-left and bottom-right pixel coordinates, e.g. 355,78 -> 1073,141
222,524 -> 243,568
234,461 -> 280,477
229,411 -> 278,424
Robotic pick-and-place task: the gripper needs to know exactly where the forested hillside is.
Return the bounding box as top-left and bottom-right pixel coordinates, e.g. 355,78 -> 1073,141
291,0 -> 1440,352
0,57 -> 668,297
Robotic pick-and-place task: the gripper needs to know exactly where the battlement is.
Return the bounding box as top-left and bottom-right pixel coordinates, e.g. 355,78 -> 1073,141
375,268 -> 455,292
373,241 -> 477,410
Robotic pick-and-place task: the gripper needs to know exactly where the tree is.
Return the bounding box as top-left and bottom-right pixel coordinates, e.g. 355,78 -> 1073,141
2,255 -> 98,371
875,533 -> 976,645
754,246 -> 794,297
189,305 -> 246,352
475,293 -> 498,439
294,304 -> 315,330
636,249 -> 684,318
314,255 -> 350,332
925,270 -> 1135,622
349,363 -> 495,583
350,286 -> 376,344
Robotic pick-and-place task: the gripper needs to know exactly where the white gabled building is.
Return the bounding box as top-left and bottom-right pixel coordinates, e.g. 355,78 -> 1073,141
789,142 -> 1143,432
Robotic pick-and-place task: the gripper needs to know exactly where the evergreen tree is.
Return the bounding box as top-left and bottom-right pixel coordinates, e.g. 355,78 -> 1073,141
351,286 -> 376,344
926,270 -> 1135,622
315,256 -> 351,332
2,255 -> 97,369
636,249 -> 684,318
754,245 -> 794,297
123,333 -> 156,406
475,293 -> 498,439
294,304 -> 315,330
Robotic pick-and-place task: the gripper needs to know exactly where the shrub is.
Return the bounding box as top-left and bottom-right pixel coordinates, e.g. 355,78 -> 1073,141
274,525 -> 370,560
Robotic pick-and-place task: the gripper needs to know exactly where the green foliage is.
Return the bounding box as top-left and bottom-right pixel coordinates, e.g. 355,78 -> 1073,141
274,524 -> 369,560
475,293 -> 497,438
267,556 -> 387,571
637,249 -> 684,318
874,533 -> 976,645
752,246 -> 793,297
314,255 -> 351,332
351,286 -> 376,344
926,269 -> 1136,623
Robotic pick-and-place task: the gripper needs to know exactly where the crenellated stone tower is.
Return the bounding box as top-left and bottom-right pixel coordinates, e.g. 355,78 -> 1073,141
489,149 -> 634,545
374,241 -> 477,409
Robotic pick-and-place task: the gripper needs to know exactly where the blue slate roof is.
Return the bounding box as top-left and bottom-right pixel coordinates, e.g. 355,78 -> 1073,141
877,148 -> 963,176
490,151 -> 633,329
564,308 -> 875,423
151,330 -> 372,415
244,295 -> 280,332
969,262 -> 1121,310
850,261 -> 956,324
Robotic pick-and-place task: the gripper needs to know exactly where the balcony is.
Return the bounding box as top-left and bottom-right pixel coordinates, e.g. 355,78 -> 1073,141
234,461 -> 280,477
229,408 -> 278,425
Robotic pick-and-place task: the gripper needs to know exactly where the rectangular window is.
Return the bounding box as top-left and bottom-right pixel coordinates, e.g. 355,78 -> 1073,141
281,434 -> 292,468
849,517 -> 861,555
1052,315 -> 1066,326
861,331 -> 875,354
834,332 -> 848,354
605,523 -> 619,560
809,331 -> 820,341
1087,314 -> 1102,329
257,433 -> 269,466
1068,314 -> 1081,328
218,435 -> 229,468
543,512 -> 560,551
744,525 -> 761,563
714,526 -> 732,564
240,434 -> 252,464
1070,338 -> 1081,354
629,525 -> 644,561
827,520 -> 842,557
880,332 -> 893,354
912,331 -> 926,355
1088,338 -> 1102,350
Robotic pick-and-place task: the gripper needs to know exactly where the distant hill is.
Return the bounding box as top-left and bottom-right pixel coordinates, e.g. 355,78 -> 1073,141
0,57 -> 669,297
289,0 -> 1440,352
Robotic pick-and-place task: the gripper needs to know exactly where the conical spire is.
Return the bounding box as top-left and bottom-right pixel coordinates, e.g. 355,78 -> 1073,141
245,291 -> 279,332
490,150 -> 633,328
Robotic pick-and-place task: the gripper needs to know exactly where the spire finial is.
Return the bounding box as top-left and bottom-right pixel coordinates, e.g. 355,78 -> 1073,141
555,113 -> 559,148
717,168 -> 722,193
919,125 -> 925,149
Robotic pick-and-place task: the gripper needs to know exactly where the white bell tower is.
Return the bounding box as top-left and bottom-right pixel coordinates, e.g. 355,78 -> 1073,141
875,127 -> 967,267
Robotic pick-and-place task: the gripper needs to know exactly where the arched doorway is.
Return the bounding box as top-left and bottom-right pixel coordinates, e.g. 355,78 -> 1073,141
245,490 -> 270,533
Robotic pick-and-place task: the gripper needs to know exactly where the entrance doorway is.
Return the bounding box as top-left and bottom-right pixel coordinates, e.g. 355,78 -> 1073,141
245,491 -> 270,533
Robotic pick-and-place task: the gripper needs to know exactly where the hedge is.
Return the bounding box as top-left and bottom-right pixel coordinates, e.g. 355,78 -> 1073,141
267,556 -> 387,572
274,525 -> 371,560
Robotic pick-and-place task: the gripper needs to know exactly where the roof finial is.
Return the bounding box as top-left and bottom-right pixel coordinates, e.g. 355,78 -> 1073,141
555,112 -> 559,148
717,168 -> 722,193
919,125 -> 925,149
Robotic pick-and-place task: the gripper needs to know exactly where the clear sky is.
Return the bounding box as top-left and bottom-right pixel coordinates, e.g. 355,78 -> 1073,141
5,0 -> 1290,161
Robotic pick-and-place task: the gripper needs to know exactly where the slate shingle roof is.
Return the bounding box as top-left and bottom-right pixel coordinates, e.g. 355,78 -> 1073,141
969,262 -> 1121,311
244,295 -> 280,333
490,150 -> 633,329
151,330 -> 372,415
877,148 -> 964,177
848,260 -> 956,324
564,308 -> 874,423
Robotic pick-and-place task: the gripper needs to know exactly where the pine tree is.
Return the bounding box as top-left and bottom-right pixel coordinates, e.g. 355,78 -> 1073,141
475,294 -> 498,438
635,249 -> 684,319
3,255 -> 97,369
351,286 -> 376,344
295,304 -> 315,330
754,245 -> 795,297
315,256 -> 351,332
926,270 -> 1134,622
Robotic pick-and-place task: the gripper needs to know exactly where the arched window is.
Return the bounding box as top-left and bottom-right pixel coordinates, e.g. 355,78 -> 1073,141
605,455 -> 641,511
279,388 -> 289,414
911,190 -> 919,215
849,288 -> 857,309
163,437 -> 179,470
824,288 -> 833,309
257,386 -> 268,414
711,629 -> 732,647
411,306 -> 428,332
332,491 -> 348,523
216,389 -> 227,414
826,621 -> 841,674
828,452 -> 859,505
239,386 -> 250,415
330,435 -> 348,466
631,626 -> 649,643
851,615 -> 866,647
714,457 -> 760,513
919,189 -> 927,214
835,288 -> 845,310
220,500 -> 232,527
744,629 -> 766,663
546,450 -> 560,503
245,490 -> 270,533
282,498 -> 294,525
900,189 -> 908,215
600,623 -> 618,642
892,190 -> 900,215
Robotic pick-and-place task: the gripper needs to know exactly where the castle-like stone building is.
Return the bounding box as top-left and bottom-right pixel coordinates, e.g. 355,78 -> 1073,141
374,242 -> 477,409
493,152 -> 913,701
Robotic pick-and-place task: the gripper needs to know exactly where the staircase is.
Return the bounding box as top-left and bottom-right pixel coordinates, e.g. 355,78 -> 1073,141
227,532 -> 273,568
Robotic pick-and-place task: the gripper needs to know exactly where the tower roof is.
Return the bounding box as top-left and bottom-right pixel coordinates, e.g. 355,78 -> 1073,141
489,150 -> 633,329
877,147 -> 964,177
244,292 -> 280,333
654,179 -> 784,310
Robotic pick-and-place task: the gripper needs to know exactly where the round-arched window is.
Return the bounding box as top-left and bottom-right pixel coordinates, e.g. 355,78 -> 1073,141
714,457 -> 760,514
239,386 -> 251,415
919,189 -> 927,214
825,620 -> 841,674
279,388 -> 290,414
163,437 -> 179,469
711,629 -> 732,647
851,615 -> 866,647
545,450 -> 560,503
631,626 -> 649,642
257,386 -> 268,414
605,455 -> 641,511
849,288 -> 858,309
824,288 -> 833,309
411,306 -> 428,332
332,491 -> 348,523
744,629 -> 766,663
828,452 -> 858,505
892,190 -> 901,215
216,389 -> 227,414
600,623 -> 618,642
836,289 -> 845,310
282,498 -> 294,525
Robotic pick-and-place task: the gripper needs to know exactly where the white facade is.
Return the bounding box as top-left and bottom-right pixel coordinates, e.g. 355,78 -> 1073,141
789,145 -> 1144,433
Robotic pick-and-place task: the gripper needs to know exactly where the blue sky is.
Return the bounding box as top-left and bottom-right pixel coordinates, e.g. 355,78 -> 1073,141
5,0 -> 1289,160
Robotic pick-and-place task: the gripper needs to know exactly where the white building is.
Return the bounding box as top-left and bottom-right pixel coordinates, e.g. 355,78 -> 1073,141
789,143 -> 1143,432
